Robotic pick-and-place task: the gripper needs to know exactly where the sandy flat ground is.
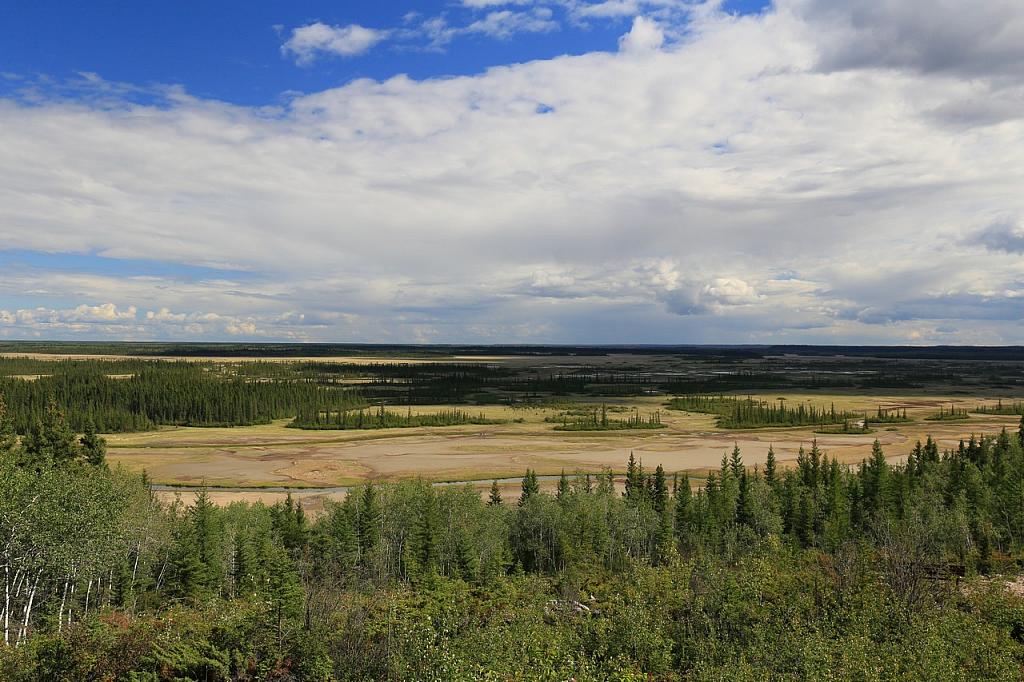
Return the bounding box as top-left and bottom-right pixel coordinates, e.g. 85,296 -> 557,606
112,394 -> 1022,510
12,351 -> 1020,508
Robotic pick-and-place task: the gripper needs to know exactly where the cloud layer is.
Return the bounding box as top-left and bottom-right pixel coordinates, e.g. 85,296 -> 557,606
2,0 -> 1023,343
280,0 -> 691,61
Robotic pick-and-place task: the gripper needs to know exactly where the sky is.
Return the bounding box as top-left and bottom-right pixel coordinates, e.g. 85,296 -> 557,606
1,0 -> 1023,345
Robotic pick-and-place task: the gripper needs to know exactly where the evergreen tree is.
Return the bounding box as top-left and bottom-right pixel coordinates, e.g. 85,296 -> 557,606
652,464 -> 669,514
737,469 -> 752,527
488,480 -> 503,506
862,439 -> 889,518
765,445 -> 777,487
809,439 -> 822,487
79,418 -> 107,466
192,488 -> 222,588
170,536 -> 208,601
624,452 -> 639,500
409,486 -> 439,577
324,501 -> 360,571
729,444 -> 743,479
452,524 -> 479,583
519,469 -> 539,506
0,395 -> 16,457
638,467 -> 670,564
23,401 -> 79,465
232,530 -> 259,597
674,474 -> 691,550
274,493 -> 309,553
556,469 -> 570,501
795,489 -> 813,547
171,488 -> 224,600
264,541 -> 302,654
358,484 -> 380,557
20,418 -> 44,464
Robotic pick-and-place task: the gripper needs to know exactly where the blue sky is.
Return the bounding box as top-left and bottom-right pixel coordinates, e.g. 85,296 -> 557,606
1,0 -> 1023,343
1,0 -> 767,105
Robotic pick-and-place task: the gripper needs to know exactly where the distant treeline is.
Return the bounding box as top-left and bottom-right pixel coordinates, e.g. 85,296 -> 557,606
927,405 -> 971,421
0,357 -> 158,376
866,406 -> 911,423
3,352 -> 1022,436
548,406 -> 665,431
5,341 -> 1024,360
289,404 -> 504,430
0,361 -> 361,433
975,400 -> 1024,416
667,394 -> 861,428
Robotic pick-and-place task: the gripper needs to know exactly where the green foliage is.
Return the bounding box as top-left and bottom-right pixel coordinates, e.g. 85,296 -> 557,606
519,469 -> 540,506
79,418 -> 107,466
0,359 -> 359,432
488,480 -> 503,506
668,394 -> 860,428
4,402 -> 1024,680
866,405 -> 912,423
289,404 -> 503,430
357,483 -> 381,558
927,404 -> 971,421
816,419 -> 872,434
0,395 -> 17,456
975,399 -> 1024,416
549,405 -> 665,431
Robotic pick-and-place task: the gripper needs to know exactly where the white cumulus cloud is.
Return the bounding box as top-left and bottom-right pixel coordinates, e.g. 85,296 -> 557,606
618,16 -> 665,52
282,23 -> 390,65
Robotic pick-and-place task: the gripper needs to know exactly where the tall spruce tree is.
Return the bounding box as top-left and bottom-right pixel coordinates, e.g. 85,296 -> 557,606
862,439 -> 889,518
765,445 -> 777,487
737,470 -> 752,527
519,469 -> 539,506
23,401 -> 79,465
264,541 -> 302,654
674,474 -> 691,549
488,480 -> 503,506
358,484 -> 381,557
409,486 -> 439,578
652,464 -> 669,514
325,501 -> 359,570
556,470 -> 570,501
651,465 -> 673,565
729,444 -> 744,479
624,452 -> 639,500
79,418 -> 107,466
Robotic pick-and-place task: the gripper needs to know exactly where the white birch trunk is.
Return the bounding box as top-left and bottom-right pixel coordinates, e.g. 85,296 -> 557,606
18,572 -> 39,645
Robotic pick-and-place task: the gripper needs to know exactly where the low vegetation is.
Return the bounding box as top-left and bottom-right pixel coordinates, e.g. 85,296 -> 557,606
927,405 -> 972,421
976,399 -> 1024,416
667,394 -> 861,429
866,406 -> 912,423
2,390 -> 1023,679
814,420 -> 872,435
546,405 -> 665,431
288,404 -> 505,430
